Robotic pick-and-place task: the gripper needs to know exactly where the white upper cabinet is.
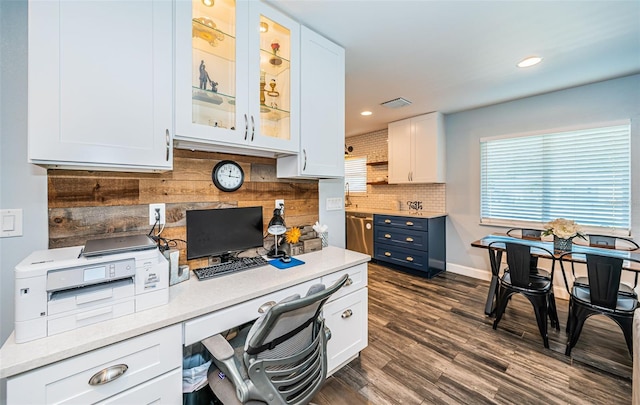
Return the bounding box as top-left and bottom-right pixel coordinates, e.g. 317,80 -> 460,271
28,0 -> 173,172
277,26 -> 345,179
174,0 -> 300,157
388,112 -> 445,183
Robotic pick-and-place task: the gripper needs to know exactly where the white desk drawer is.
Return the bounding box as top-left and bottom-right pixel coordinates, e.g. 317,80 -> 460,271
183,279 -> 320,346
7,324 -> 182,405
321,263 -> 368,302
98,367 -> 181,404
324,287 -> 368,374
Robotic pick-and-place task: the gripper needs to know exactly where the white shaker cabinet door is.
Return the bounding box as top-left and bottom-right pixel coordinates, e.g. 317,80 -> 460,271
28,0 -> 173,171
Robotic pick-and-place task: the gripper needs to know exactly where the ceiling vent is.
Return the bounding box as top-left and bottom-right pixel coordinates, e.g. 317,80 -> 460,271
380,97 -> 412,109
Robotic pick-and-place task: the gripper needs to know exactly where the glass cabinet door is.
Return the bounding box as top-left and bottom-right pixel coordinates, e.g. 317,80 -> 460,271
247,2 -> 299,152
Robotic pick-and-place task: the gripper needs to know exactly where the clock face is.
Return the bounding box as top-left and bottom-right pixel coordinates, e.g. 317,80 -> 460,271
212,160 -> 244,192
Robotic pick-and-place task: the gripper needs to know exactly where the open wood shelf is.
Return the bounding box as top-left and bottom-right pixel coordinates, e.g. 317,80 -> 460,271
366,161 -> 388,166
367,181 -> 388,185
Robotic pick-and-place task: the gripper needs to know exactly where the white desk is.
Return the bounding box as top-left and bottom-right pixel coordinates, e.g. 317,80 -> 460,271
0,247 -> 370,404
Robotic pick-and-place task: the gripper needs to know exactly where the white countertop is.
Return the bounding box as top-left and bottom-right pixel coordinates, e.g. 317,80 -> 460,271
0,246 -> 370,379
346,208 -> 447,219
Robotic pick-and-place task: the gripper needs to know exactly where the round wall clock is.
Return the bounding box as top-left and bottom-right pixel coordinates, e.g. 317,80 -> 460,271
212,160 -> 244,192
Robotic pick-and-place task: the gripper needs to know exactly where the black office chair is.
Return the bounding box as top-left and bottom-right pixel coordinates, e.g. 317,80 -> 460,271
559,252 -> 639,357
489,241 -> 559,348
201,274 -> 349,405
571,235 -> 639,296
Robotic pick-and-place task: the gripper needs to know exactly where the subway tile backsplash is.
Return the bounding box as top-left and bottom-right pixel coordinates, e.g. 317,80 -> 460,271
345,128 -> 446,212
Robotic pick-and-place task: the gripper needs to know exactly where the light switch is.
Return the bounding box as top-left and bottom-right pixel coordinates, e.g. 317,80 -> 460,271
0,209 -> 23,238
326,197 -> 344,211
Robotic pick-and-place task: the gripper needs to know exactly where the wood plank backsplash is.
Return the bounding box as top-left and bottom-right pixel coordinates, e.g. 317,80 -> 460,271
48,149 -> 319,267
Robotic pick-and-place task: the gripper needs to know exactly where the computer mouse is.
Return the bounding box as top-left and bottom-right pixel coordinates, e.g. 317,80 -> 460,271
280,255 -> 291,263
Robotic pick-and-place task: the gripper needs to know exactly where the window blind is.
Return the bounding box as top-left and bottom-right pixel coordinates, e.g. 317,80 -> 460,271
344,156 -> 367,193
480,122 -> 631,233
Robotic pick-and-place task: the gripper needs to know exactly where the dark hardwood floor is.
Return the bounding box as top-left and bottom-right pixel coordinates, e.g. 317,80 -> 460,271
313,262 -> 633,405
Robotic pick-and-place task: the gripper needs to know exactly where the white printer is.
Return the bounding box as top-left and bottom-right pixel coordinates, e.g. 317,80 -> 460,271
14,245 -> 169,343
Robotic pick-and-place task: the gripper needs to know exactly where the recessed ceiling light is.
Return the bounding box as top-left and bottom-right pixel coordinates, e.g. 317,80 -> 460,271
360,111 -> 372,116
517,56 -> 543,68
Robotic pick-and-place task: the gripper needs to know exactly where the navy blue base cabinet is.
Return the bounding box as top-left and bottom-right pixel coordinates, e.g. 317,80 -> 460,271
373,214 -> 446,278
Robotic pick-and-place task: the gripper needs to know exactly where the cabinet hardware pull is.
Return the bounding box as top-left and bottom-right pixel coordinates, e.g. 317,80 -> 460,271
258,301 -> 276,313
384,219 -> 391,224
165,129 -> 170,161
408,172 -> 410,181
250,115 -> 255,141
88,364 -> 128,386
345,277 -> 353,286
303,149 -> 307,171
406,221 -> 414,226
384,234 -> 391,238
384,252 -> 391,257
406,256 -> 414,262
244,114 -> 248,140
406,237 -> 414,242
341,309 -> 353,319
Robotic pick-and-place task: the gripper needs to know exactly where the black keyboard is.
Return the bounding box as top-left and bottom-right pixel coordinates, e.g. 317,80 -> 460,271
193,256 -> 269,281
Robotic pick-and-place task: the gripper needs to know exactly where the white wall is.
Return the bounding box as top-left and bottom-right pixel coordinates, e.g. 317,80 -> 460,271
0,0 -> 49,349
318,179 -> 345,248
444,74 -> 640,278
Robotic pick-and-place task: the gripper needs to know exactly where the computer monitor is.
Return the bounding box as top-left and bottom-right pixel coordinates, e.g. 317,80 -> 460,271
186,207 -> 264,261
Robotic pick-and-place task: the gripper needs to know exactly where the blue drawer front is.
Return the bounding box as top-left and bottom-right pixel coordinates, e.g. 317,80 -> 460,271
374,243 -> 429,272
374,225 -> 427,250
374,215 -> 428,230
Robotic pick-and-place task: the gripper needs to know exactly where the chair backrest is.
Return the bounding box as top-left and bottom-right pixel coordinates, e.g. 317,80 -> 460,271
585,253 -> 624,309
505,242 -> 535,287
506,228 -> 543,240
573,234 -> 640,251
242,274 -> 348,405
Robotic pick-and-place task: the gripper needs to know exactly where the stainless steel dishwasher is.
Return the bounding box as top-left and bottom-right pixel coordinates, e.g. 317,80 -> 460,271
346,213 -> 373,255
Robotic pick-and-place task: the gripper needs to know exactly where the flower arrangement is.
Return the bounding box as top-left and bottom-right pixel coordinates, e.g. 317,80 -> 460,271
542,218 -> 586,240
285,226 -> 301,244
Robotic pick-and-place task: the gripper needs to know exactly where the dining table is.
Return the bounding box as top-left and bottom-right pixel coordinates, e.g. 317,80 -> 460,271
471,234 -> 640,316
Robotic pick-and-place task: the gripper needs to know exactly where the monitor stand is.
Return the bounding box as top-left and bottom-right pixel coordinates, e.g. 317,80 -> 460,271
208,252 -> 234,265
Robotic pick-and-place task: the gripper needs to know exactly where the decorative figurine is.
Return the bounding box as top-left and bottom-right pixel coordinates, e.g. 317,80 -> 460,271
210,80 -> 218,92
267,79 -> 279,97
269,42 -> 282,66
199,60 -> 210,90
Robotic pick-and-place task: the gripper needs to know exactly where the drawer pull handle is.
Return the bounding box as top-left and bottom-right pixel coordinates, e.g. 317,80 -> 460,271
341,309 -> 353,319
406,256 -> 414,262
384,234 -> 391,238
384,252 -> 391,257
384,219 -> 391,224
345,277 -> 353,286
406,237 -> 414,242
88,364 -> 128,386
258,301 -> 276,313
406,221 -> 414,226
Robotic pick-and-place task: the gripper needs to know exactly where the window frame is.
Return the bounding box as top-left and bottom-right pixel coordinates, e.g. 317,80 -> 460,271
344,155 -> 367,194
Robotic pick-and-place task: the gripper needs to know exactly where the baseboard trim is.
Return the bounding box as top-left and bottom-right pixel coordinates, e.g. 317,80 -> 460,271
446,263 -> 492,282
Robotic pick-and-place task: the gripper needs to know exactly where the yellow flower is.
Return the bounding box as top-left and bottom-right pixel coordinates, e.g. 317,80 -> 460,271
285,227 -> 301,244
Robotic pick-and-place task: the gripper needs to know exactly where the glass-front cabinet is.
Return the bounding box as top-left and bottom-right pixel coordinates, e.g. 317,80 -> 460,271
175,0 -> 299,155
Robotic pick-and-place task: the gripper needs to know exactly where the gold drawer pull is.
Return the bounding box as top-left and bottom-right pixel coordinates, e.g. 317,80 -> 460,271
406,221 -> 414,226
345,277 -> 353,286
384,234 -> 391,238
406,237 -> 414,242
88,364 -> 128,386
406,256 -> 414,262
258,301 -> 276,313
384,252 -> 392,257
341,309 -> 353,319
384,219 -> 391,224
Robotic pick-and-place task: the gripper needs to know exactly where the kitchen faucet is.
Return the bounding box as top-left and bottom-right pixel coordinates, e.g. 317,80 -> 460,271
345,182 -> 352,207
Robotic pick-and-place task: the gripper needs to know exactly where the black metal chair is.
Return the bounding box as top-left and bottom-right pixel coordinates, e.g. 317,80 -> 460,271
489,241 -> 559,348
559,251 -> 639,357
506,228 -> 551,279
571,235 -> 639,296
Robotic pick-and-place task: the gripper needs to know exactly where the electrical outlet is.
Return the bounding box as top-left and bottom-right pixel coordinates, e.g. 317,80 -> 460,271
149,203 -> 166,225
275,199 -> 285,214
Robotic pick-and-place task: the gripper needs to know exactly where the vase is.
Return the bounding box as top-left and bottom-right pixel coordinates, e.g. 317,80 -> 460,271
553,236 -> 573,252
